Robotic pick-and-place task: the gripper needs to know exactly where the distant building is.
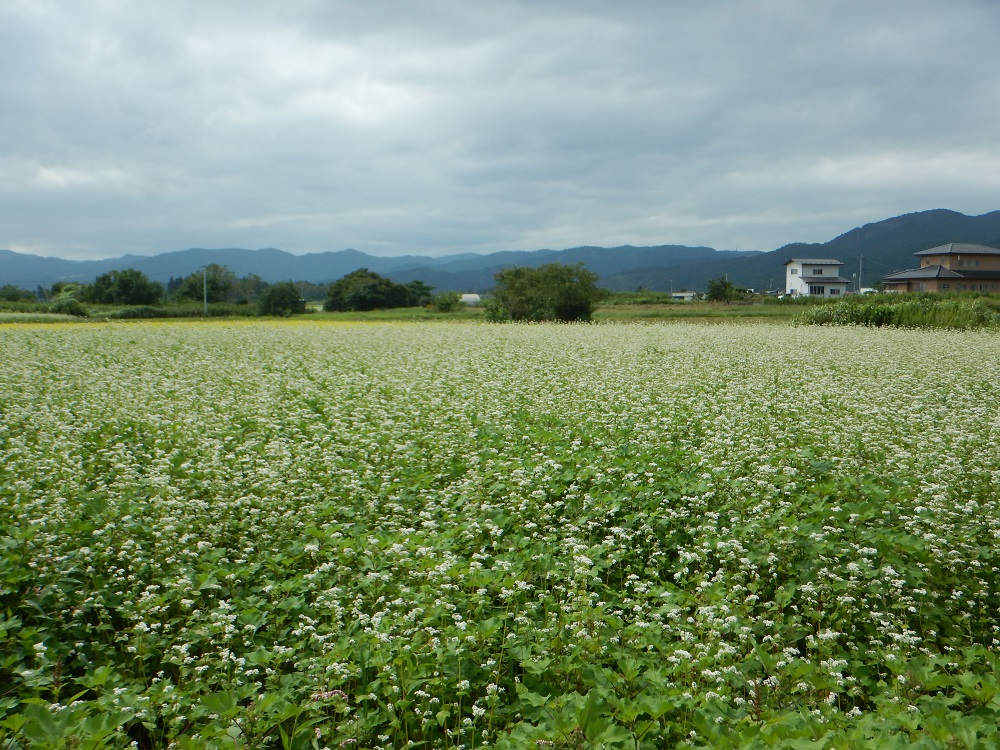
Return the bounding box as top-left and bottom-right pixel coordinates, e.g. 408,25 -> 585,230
882,243 -> 1000,293
460,293 -> 482,306
783,259 -> 850,297
671,291 -> 698,302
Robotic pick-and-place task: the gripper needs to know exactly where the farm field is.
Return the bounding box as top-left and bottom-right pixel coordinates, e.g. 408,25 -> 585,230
2,320 -> 1000,749
592,303 -> 799,323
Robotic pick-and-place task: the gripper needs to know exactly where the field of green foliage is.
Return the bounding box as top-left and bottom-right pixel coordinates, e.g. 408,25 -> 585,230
797,293 -> 1000,330
2,320 -> 1000,749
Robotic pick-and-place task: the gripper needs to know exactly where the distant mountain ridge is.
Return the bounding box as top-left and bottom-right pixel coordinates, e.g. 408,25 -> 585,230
2,209 -> 999,292
0,244 -> 753,292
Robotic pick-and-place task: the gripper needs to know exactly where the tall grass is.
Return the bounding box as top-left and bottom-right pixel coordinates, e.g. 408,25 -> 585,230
797,292 -> 1000,330
601,290 -> 682,305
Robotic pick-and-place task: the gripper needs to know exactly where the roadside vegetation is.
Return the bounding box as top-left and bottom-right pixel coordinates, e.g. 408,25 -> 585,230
797,292 -> 1000,330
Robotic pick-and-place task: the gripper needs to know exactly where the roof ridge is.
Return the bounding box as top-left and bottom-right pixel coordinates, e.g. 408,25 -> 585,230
914,242 -> 1000,256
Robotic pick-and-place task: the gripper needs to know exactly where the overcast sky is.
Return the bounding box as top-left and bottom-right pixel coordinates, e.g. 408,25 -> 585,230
3,1 -> 999,260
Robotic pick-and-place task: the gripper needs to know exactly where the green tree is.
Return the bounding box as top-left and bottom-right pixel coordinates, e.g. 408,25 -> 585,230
706,276 -> 744,303
486,263 -> 603,322
324,269 -> 413,312
257,281 -> 307,316
173,265 -> 238,303
405,280 -> 435,307
49,297 -> 88,317
0,285 -> 34,302
236,273 -> 268,304
85,268 -> 164,305
293,280 -> 330,302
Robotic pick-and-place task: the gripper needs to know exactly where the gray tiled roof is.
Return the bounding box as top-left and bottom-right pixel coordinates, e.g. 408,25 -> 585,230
914,243 -> 1000,256
883,265 -> 963,280
784,258 -> 844,265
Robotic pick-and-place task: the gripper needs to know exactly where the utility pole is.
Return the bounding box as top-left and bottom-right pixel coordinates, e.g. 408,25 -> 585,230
858,255 -> 863,291
203,267 -> 208,316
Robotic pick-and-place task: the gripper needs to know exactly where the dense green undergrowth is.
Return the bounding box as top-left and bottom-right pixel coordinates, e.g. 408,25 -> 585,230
2,321 -> 1000,749
797,293 -> 1000,330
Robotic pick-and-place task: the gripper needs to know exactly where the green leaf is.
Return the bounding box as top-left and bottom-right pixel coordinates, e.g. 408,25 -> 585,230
200,691 -> 239,718
595,721 -> 634,746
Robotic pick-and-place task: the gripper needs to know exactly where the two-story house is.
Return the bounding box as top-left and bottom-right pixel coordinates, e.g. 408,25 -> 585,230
882,243 -> 1000,293
784,258 -> 851,297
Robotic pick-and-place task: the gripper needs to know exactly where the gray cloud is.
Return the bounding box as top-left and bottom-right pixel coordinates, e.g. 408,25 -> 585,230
2,0 -> 998,259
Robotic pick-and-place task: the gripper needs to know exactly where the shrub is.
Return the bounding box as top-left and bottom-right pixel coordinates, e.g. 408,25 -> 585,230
172,303 -> 259,318
105,306 -> 174,319
601,291 -> 679,305
431,291 -> 463,312
48,298 -> 88,317
0,300 -> 44,314
487,263 -> 604,322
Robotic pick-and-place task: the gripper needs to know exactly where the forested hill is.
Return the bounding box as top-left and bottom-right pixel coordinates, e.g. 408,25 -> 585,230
710,209 -> 1000,288
3,209 -> 999,292
643,209 -> 1000,293
0,244 -> 754,292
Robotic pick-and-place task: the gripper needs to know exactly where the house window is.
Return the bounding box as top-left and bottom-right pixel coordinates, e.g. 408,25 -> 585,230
940,284 -> 950,291
790,268 -> 798,275
809,285 -> 825,295
958,259 -> 980,268
830,288 -> 840,295
812,268 -> 824,275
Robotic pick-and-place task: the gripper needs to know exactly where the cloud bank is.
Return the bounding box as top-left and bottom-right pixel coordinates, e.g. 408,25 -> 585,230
2,0 -> 998,259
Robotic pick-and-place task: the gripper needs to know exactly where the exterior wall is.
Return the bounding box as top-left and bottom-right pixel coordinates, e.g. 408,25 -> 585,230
800,283 -> 848,297
951,280 -> 1000,292
885,279 -> 1000,293
785,261 -> 846,296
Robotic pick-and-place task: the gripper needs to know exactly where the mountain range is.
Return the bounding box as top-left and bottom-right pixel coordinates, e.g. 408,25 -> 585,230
2,209 -> 999,293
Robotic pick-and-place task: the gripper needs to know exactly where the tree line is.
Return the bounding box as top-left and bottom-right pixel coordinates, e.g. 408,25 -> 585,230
2,266 -> 451,317
2,261 -> 615,321
1,266 -> 315,317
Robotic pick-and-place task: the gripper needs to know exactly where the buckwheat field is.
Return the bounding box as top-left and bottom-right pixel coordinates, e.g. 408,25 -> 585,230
3,320 -> 999,749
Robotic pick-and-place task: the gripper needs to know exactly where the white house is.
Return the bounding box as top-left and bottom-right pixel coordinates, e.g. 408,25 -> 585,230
784,258 -> 850,297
